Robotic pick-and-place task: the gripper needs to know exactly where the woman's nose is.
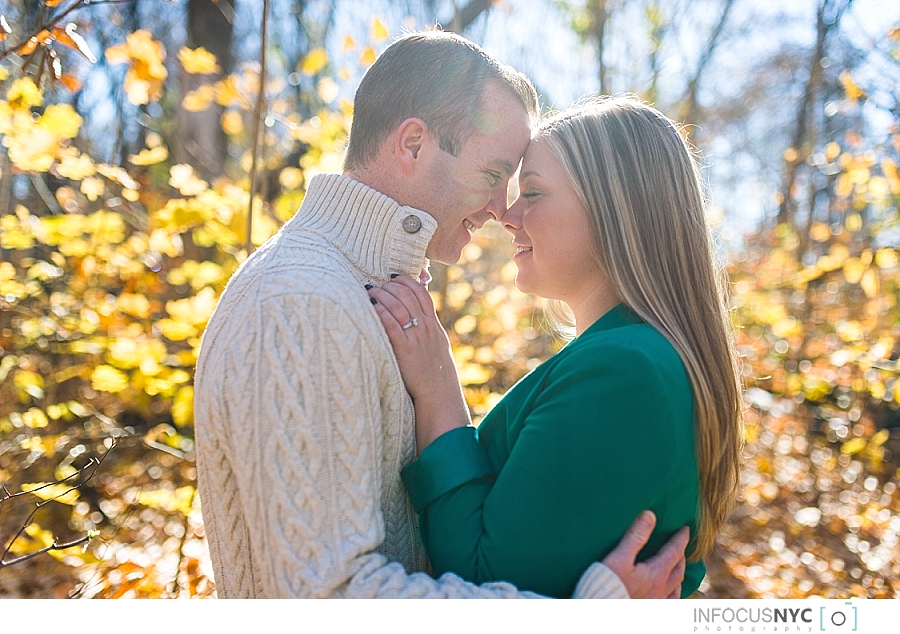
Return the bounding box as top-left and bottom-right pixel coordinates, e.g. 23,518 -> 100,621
502,197 -> 523,234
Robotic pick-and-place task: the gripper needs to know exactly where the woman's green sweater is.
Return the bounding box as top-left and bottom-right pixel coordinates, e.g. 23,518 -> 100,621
401,304 -> 705,598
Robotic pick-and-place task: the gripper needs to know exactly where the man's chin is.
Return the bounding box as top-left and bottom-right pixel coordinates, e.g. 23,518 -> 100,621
426,234 -> 470,265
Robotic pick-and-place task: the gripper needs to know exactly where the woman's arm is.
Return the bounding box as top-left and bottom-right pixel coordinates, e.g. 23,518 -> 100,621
368,277 -> 696,598
366,276 -> 471,453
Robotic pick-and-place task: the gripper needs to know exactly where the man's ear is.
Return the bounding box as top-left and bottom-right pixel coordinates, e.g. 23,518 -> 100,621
395,118 -> 430,175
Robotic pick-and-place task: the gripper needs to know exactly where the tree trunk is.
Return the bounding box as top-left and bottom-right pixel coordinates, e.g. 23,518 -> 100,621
587,0 -> 610,94
174,0 -> 236,183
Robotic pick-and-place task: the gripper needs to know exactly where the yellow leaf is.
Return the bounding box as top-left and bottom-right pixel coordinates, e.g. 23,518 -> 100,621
21,483 -> 80,505
371,17 -> 389,42
824,142 -> 841,162
860,268 -> 878,298
883,158 -> 900,194
6,77 -> 43,109
454,314 -> 477,335
157,318 -> 199,341
360,46 -> 377,66
148,228 -> 183,257
842,257 -> 867,284
189,261 -> 225,289
137,486 -> 194,515
178,46 -> 221,74
37,103 -> 83,138
129,146 -> 168,166
835,172 -> 854,199
86,209 -> 126,244
22,407 -> 49,428
117,293 -> 151,318
317,77 -> 339,103
809,221 -> 830,242
458,363 -> 493,386
108,337 -> 167,370
213,76 -> 240,106
342,35 -> 356,52
14,370 -> 44,399
80,177 -> 104,201
182,84 -> 215,111
301,48 -> 328,76
871,429 -> 890,447
0,66 -> 8,81
221,110 -> 243,135
840,70 -> 864,102
56,149 -> 96,180
845,212 -> 862,232
91,364 -> 130,393
166,287 -> 218,326
169,163 -> 209,196
96,163 -> 139,189
20,436 -> 44,453
875,248 -> 898,269
106,30 -> 168,105
172,386 -> 194,426
868,176 -> 889,200
840,437 -> 867,455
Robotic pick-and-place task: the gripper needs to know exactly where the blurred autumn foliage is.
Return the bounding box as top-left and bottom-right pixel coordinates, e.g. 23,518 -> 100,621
1,1 -> 899,599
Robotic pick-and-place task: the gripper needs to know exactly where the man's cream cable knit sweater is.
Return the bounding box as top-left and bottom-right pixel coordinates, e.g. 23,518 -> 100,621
194,173 -> 628,598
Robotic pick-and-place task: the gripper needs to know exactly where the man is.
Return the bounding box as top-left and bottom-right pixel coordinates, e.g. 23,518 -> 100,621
194,31 -> 689,598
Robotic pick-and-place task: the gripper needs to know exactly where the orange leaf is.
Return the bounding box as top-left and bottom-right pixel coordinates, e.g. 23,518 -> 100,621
17,30 -> 51,57
52,23 -> 97,63
58,73 -> 82,92
0,15 -> 11,41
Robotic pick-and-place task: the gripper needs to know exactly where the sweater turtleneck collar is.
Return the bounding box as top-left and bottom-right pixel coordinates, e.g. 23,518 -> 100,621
283,173 -> 438,285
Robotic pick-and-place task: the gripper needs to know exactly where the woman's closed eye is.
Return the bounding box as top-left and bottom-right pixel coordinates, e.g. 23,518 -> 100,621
519,190 -> 540,200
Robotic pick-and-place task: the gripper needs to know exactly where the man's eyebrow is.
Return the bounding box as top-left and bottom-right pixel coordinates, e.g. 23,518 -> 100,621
491,159 -> 516,176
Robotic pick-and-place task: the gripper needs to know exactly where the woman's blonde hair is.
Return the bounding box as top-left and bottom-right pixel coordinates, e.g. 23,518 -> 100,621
535,95 -> 743,560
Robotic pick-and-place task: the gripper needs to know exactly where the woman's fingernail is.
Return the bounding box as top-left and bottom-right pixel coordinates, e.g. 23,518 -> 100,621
390,273 -> 399,279
364,284 -> 373,290
370,297 -> 378,305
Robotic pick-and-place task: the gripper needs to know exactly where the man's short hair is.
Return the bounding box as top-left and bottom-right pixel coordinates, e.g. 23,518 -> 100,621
343,31 -> 539,172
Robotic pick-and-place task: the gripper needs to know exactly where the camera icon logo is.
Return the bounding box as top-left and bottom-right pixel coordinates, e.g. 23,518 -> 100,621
819,602 -> 857,631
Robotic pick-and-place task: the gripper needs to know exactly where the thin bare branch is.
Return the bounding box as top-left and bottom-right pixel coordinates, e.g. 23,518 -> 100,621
0,533 -> 96,569
246,0 -> 269,254
0,0 -> 131,63
1,442 -> 116,567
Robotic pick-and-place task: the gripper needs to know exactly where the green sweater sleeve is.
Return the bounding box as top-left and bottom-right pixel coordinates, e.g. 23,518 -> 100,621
402,336 -> 702,598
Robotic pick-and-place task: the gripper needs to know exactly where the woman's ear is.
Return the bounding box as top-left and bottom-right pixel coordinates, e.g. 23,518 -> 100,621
395,118 -> 430,175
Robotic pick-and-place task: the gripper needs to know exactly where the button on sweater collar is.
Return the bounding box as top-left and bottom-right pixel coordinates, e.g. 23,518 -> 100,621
283,173 -> 438,285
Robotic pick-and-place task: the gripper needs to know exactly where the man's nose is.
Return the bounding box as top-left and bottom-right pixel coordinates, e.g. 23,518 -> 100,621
484,185 -> 509,222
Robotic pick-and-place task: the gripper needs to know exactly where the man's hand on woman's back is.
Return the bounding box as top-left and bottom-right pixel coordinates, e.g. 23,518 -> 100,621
602,511 -> 690,599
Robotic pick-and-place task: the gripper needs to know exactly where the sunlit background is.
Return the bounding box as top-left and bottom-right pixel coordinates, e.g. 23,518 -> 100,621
1,0 -> 899,599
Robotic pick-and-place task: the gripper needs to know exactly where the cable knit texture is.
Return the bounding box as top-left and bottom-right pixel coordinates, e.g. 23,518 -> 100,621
194,173 -> 627,598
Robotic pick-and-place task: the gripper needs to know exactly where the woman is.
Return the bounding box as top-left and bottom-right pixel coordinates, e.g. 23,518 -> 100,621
367,95 -> 743,598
